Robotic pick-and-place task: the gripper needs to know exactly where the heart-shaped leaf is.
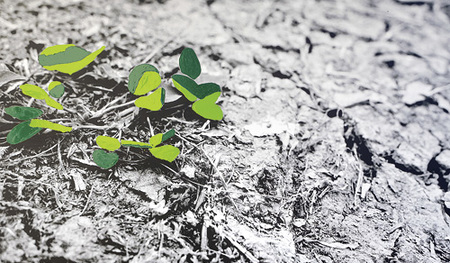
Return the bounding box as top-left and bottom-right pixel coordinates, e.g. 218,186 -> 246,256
6,120 -> 42,145
39,44 -> 105,75
48,81 -> 65,98
29,119 -> 72,132
128,64 -> 161,95
195,83 -> 221,99
192,92 -> 223,120
5,106 -> 43,120
134,88 -> 165,111
96,136 -> 121,151
148,129 -> 176,148
92,149 -> 119,169
179,48 -> 201,79
171,76 -> 220,101
172,74 -> 198,102
149,145 -> 180,162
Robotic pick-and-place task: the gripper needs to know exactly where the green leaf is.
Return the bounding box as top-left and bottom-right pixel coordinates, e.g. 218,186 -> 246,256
162,129 -> 175,143
150,145 -> 180,162
92,149 -> 119,169
5,106 -> 43,120
121,140 -> 153,149
38,44 -> 105,75
96,136 -> 121,151
149,133 -> 163,147
148,129 -> 176,148
20,84 -> 63,110
172,74 -> 198,102
6,120 -> 42,145
20,84 -> 48,100
134,88 -> 165,111
179,48 -> 201,79
48,81 -> 65,98
44,97 -> 63,110
128,64 -> 161,95
171,76 -> 220,101
195,83 -> 221,99
192,92 -> 223,120
29,119 -> 72,132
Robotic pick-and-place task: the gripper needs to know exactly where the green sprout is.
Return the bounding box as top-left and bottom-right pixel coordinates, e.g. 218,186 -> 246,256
172,48 -> 223,120
128,64 -> 165,111
4,44 -> 102,145
6,81 -> 71,144
5,105 -> 72,144
5,44 -> 223,170
93,129 -> 179,169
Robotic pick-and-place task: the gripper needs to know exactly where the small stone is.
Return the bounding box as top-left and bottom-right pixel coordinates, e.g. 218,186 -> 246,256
435,150 -> 450,171
443,192 -> 450,210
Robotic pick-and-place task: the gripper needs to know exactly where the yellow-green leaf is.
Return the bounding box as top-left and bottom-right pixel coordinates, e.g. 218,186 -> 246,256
150,145 -> 180,162
192,92 -> 223,120
134,88 -> 165,111
96,136 -> 121,151
172,75 -> 197,102
121,140 -> 153,149
134,71 -> 161,95
40,44 -> 75,56
20,84 -> 63,110
44,97 -> 63,110
20,84 -> 48,100
128,64 -> 160,95
39,45 -> 105,75
29,119 -> 72,132
149,133 -> 163,147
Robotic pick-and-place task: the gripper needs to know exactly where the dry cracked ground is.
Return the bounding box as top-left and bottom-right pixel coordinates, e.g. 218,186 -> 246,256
1,0 -> 450,262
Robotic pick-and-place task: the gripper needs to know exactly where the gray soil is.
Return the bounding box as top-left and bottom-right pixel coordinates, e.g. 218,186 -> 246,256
0,0 -> 449,262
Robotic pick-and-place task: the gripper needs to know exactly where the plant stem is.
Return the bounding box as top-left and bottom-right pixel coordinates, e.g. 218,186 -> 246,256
91,100 -> 135,119
73,124 -> 119,130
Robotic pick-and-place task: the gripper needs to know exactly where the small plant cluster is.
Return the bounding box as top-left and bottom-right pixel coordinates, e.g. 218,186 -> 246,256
4,44 -> 223,169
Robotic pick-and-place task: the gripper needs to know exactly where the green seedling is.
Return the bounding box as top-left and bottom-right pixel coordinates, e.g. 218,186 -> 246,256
172,48 -> 223,120
38,44 -> 105,75
6,44 -> 223,170
128,64 -> 166,111
93,129 -> 179,169
5,105 -> 72,144
20,84 -> 63,110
